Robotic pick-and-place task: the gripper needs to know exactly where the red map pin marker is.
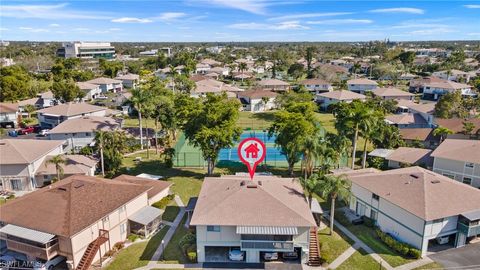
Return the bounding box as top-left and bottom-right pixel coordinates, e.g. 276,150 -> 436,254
238,137 -> 266,180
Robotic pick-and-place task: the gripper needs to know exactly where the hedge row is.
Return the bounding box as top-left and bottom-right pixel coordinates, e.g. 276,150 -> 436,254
375,229 -> 421,259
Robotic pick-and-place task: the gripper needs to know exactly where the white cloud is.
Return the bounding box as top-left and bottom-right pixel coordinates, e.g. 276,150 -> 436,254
463,5 -> 480,9
198,0 -> 268,14
156,12 -> 187,21
111,17 -> 153,23
19,27 -> 49,33
109,28 -> 121,31
228,21 -> 309,30
409,28 -> 453,35
268,12 -> 353,21
306,19 -> 373,25
73,27 -> 89,32
0,3 -> 109,19
369,8 -> 424,14
0,27 -> 9,31
49,23 -> 60,27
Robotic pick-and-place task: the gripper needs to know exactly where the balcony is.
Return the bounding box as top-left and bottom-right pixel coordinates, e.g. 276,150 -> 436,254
6,239 -> 59,260
240,240 -> 294,252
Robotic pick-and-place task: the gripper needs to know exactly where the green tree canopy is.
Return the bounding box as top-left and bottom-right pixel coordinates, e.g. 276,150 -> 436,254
52,79 -> 85,102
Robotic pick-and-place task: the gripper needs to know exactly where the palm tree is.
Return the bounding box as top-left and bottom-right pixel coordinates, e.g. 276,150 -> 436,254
352,62 -> 361,78
462,121 -> 475,135
298,173 -> 321,208
433,126 -> 454,142
326,133 -> 351,169
318,174 -> 351,235
46,154 -> 66,182
95,130 -> 106,177
130,88 -> 148,150
347,102 -> 375,169
301,135 -> 322,179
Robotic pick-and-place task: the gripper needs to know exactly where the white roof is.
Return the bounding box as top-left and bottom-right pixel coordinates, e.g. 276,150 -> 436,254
368,148 -> 395,158
136,173 -> 164,180
0,224 -> 55,244
129,206 -> 164,226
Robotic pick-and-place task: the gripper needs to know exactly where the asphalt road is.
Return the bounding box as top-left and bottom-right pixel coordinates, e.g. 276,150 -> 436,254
430,242 -> 480,269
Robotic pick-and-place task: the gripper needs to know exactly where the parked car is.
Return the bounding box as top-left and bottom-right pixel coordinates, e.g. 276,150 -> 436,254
96,95 -> 108,100
38,129 -> 50,136
436,236 -> 449,245
18,126 -> 34,135
33,125 -> 42,133
263,252 -> 278,261
33,255 -> 65,270
282,252 -> 299,260
0,251 -> 27,267
228,249 -> 244,261
7,130 -> 18,137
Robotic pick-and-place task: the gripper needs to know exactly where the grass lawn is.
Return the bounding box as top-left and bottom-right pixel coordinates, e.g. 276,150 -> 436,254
318,227 -> 354,264
343,224 -> 416,267
238,111 -> 275,130
159,215 -> 190,264
162,201 -> 180,223
123,117 -> 157,129
413,262 -> 444,270
314,112 -> 336,133
105,225 -> 170,270
337,248 -> 386,270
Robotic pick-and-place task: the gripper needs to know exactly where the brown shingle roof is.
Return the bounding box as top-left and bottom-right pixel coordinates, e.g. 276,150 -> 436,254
386,147 -> 432,164
0,175 -> 150,237
48,116 -> 120,134
0,103 -> 18,113
385,113 -> 427,125
37,103 -> 106,117
300,78 -> 330,85
348,167 -> 480,221
373,87 -> 414,98
399,128 -> 435,141
86,77 -> 122,85
347,78 -> 378,85
190,175 -> 316,227
239,89 -> 277,99
431,139 -> 480,164
113,174 -> 172,200
258,79 -> 290,86
36,155 -> 98,176
0,139 -> 65,165
317,90 -> 366,101
435,118 -> 480,134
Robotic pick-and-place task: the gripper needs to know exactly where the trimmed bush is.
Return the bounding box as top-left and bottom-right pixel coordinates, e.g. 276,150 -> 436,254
375,229 -> 421,259
362,216 -> 375,228
179,233 -> 196,251
152,194 -> 175,209
187,251 -> 197,262
113,242 -> 125,251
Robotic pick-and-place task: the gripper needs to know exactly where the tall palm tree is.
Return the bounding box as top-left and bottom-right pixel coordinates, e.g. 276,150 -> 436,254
326,133 -> 351,169
130,88 -> 148,150
433,126 -> 454,142
46,154 -> 66,182
348,102 -> 375,169
301,135 -> 322,179
95,130 -> 106,177
298,173 -> 321,208
318,174 -> 351,235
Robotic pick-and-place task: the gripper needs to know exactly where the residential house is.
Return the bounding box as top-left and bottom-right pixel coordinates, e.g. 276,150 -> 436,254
18,91 -> 57,109
299,79 -> 333,94
395,100 -> 435,127
399,128 -> 439,149
113,174 -> 172,205
409,77 -> 474,100
434,118 -> 480,139
115,73 -> 140,89
191,78 -> 243,98
47,116 -> 121,152
238,90 -> 277,112
35,155 -> 97,186
0,103 -> 19,128
347,78 -> 378,94
384,147 -> 433,169
37,103 -> 108,128
431,139 -> 480,188
315,91 -> 366,111
0,139 -> 64,194
76,82 -> 102,100
432,70 -> 471,83
0,175 -> 168,270
385,113 -> 430,129
195,63 -> 211,74
85,77 -> 123,93
258,79 -> 290,92
190,175 -> 317,263
372,87 -> 415,101
345,166 -> 480,257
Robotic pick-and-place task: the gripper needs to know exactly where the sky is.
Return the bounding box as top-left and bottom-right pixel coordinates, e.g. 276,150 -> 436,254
1,0 -> 480,42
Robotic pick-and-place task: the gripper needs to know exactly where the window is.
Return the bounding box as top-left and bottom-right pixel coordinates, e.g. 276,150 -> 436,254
432,218 -> 444,224
120,223 -> 127,234
371,210 -> 378,221
442,173 -> 454,179
356,202 -> 366,217
372,193 -> 380,201
86,132 -> 91,137
465,163 -> 474,169
10,179 -> 22,191
207,226 -> 220,232
463,177 -> 472,185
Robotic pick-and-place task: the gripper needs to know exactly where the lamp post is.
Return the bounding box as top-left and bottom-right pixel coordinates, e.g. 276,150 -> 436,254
161,240 -> 165,261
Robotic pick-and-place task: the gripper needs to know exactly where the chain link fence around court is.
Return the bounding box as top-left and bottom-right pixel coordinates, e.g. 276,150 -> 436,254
173,131 -> 348,169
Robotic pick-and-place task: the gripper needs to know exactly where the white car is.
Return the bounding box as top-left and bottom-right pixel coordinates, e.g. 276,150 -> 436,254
33,255 -> 65,270
96,95 -> 108,100
263,252 -> 278,261
39,129 -> 50,136
228,249 -> 244,261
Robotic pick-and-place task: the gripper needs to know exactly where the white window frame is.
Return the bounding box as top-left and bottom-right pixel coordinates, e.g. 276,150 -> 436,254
463,177 -> 472,185
465,162 -> 474,169
207,225 -> 221,232
120,223 -> 127,234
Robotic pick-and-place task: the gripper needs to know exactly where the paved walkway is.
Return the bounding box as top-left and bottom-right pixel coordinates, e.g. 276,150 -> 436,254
393,257 -> 433,270
328,243 -> 360,269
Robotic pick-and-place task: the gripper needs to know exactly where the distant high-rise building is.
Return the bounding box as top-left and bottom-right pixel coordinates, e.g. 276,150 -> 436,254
56,41 -> 116,59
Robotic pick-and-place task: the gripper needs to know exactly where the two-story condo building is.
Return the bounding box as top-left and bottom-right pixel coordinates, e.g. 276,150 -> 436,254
85,77 -> 123,93
372,87 -> 415,101
299,79 -> 333,94
37,103 -> 108,128
431,139 -> 480,188
238,90 -> 277,112
344,167 -> 480,257
347,78 -> 378,94
76,82 -> 102,100
190,175 -> 318,265
47,116 -> 121,152
0,103 -> 18,128
258,79 -> 290,92
0,174 -> 171,270
422,80 -> 474,100
315,91 -> 366,111
115,73 -> 140,89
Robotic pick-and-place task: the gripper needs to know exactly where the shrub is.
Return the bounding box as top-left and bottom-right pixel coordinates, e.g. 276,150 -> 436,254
334,210 -> 350,226
152,194 -> 175,209
127,234 -> 140,242
362,216 -> 375,227
179,232 -> 196,251
113,242 -> 124,251
187,251 -> 197,262
375,229 -> 421,258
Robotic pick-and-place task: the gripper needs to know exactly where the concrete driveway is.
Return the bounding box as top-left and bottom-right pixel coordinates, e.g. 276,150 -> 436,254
429,242 -> 480,269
